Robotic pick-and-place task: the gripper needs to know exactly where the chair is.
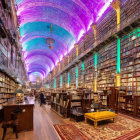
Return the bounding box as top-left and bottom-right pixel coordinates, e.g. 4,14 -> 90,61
93,102 -> 101,112
2,107 -> 22,140
71,107 -> 84,122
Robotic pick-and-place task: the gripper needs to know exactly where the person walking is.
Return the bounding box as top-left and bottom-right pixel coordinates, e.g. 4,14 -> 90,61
39,92 -> 46,106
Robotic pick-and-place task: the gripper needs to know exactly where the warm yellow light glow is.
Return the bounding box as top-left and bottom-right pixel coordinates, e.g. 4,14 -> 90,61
111,0 -> 120,31
94,78 -> 97,92
92,24 -> 97,46
116,74 -> 121,87
116,8 -> 120,30
59,63 -> 61,71
92,24 -> 96,40
76,47 -> 78,56
68,55 -> 69,64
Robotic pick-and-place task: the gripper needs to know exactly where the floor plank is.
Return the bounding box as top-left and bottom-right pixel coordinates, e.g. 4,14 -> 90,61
0,104 -> 64,140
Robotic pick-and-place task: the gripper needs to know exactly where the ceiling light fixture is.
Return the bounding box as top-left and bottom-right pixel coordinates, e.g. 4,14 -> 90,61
46,24 -> 55,49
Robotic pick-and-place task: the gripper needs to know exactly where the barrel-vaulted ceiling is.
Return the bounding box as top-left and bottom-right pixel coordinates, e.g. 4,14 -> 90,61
14,0 -> 113,81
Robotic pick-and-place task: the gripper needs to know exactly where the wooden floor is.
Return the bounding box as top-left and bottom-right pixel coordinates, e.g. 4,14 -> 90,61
0,104 -> 65,140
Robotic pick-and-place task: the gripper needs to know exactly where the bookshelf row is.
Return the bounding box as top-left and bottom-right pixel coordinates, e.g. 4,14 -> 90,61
49,88 -> 140,118
50,89 -> 95,118
49,28 -> 140,97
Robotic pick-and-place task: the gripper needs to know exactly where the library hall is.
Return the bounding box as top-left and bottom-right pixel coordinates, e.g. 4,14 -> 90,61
0,0 -> 140,140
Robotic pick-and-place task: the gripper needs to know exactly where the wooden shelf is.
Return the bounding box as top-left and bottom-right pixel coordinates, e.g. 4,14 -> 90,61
0,71 -> 17,104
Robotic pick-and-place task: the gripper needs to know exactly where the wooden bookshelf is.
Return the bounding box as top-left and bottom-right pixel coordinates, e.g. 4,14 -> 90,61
120,28 -> 140,95
69,67 -> 76,88
77,62 -> 83,87
84,54 -> 95,89
0,71 -> 18,104
134,96 -> 140,117
82,89 -> 94,112
51,92 -> 70,118
97,41 -> 117,92
100,90 -> 108,108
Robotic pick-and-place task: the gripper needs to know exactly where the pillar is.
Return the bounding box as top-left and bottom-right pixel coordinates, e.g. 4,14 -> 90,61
92,24 -> 97,46
68,55 -> 70,64
111,0 -> 121,31
58,62 -> 61,72
74,44 -> 79,57
54,68 -> 55,76
116,36 -> 121,87
54,79 -> 56,89
82,62 -> 85,87
82,62 -> 85,75
94,52 -> 97,92
60,75 -> 63,87
76,66 -> 78,88
68,72 -> 70,88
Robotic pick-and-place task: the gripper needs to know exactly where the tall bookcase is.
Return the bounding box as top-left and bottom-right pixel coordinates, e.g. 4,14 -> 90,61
120,28 -> 140,95
77,62 -> 83,87
97,41 -> 117,92
84,54 -> 95,89
69,67 -> 76,88
51,92 -> 70,118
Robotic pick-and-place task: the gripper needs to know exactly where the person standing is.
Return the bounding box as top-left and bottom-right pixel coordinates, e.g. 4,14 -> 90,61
39,92 -> 46,106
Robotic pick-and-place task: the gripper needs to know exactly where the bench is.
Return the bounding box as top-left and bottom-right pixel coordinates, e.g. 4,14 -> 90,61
85,111 -> 117,128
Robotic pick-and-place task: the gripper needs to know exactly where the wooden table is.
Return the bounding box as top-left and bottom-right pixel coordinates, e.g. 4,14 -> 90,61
3,97 -> 35,132
85,111 -> 117,128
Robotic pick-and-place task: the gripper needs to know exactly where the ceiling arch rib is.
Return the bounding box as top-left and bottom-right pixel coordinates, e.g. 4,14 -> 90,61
20,22 -> 75,41
23,38 -> 66,57
28,67 -> 46,75
24,49 -> 67,70
71,0 -> 92,16
17,1 -> 86,31
21,34 -> 68,50
26,58 -> 53,79
17,0 -> 92,16
27,63 -> 48,81
20,22 -> 74,52
25,53 -> 55,68
25,54 -> 55,70
28,72 -> 44,82
28,62 -> 51,75
21,35 -> 68,56
18,7 -> 84,40
22,38 -> 65,63
22,36 -> 69,58
28,69 -> 45,77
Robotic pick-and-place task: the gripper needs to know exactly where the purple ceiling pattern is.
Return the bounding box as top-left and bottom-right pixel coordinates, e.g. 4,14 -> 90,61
14,0 -> 113,81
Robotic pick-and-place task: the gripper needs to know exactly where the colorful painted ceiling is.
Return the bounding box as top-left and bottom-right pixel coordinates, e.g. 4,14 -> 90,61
14,0 -> 113,81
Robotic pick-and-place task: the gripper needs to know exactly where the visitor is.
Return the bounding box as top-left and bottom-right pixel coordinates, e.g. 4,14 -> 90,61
39,92 -> 46,106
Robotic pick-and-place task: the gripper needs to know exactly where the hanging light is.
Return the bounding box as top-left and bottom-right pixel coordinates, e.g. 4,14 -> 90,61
46,37 -> 55,49
46,24 -> 55,49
